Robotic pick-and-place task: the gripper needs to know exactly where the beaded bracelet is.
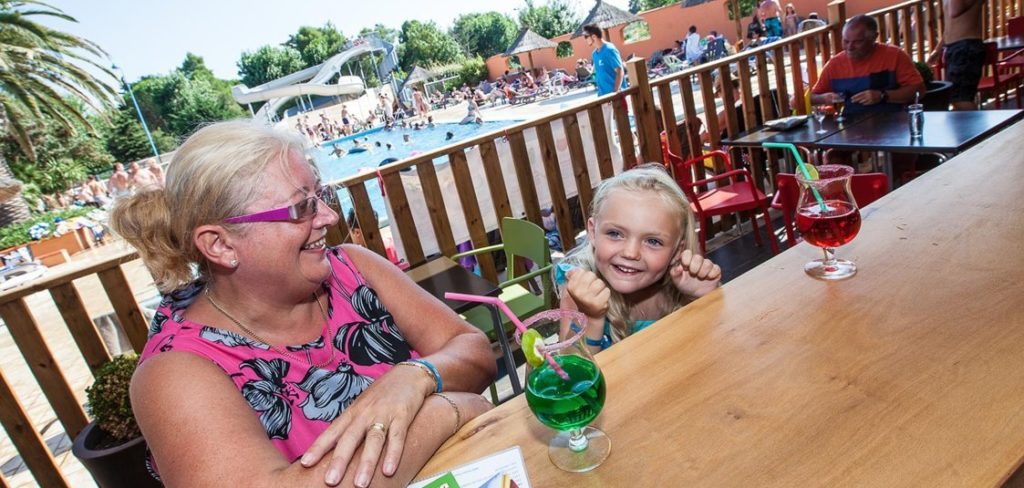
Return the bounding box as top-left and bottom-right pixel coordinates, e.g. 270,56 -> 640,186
398,359 -> 442,393
432,392 -> 461,436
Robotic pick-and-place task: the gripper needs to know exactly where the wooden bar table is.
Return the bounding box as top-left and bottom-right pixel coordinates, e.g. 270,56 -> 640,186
415,121 -> 1024,486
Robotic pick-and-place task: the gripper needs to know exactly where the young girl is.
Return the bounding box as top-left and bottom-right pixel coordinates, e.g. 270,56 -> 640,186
559,164 -> 721,350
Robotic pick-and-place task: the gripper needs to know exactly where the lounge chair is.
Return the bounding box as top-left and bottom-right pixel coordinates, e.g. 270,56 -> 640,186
662,54 -> 687,74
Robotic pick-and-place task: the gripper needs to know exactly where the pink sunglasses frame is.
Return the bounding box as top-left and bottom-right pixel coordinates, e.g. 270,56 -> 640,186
224,184 -> 337,224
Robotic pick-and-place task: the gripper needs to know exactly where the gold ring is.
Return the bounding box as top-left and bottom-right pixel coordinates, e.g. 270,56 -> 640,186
368,422 -> 387,436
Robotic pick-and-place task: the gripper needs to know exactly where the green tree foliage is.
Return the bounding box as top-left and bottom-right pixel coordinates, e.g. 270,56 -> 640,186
517,0 -> 580,39
359,24 -> 400,44
628,0 -> 680,13
126,54 -> 244,140
399,20 -> 464,71
1,100 -> 115,195
285,23 -> 346,67
102,106 -> 175,163
237,45 -> 305,88
556,41 -> 574,58
623,21 -> 651,43
450,12 -> 518,59
179,52 -> 215,81
725,0 -> 757,20
0,1 -> 119,226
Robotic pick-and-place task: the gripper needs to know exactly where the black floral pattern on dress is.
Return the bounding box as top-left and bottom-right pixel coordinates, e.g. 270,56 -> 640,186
295,362 -> 372,422
334,285 -> 412,366
240,358 -> 293,440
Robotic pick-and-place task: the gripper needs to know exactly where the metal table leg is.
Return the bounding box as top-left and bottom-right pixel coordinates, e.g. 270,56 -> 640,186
491,305 -> 522,395
882,152 -> 894,190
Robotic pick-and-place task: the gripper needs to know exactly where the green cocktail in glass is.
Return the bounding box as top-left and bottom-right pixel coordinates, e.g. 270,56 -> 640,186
519,310 -> 610,472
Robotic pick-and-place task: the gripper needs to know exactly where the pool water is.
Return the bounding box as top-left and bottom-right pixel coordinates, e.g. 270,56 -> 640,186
312,121 -> 517,222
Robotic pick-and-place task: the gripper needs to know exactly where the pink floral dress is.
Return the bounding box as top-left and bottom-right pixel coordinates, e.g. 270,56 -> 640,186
140,247 -> 419,462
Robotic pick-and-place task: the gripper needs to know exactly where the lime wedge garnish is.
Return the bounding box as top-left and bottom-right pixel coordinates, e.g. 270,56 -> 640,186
804,164 -> 819,180
522,329 -> 544,368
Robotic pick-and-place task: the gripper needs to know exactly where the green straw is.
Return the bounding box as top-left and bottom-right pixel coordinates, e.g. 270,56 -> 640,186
763,142 -> 827,210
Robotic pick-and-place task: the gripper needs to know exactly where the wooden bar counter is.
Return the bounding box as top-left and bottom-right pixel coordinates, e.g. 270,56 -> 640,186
416,120 -> 1024,486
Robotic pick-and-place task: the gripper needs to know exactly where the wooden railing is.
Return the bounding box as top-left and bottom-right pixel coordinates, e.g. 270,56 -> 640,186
0,245 -> 146,486
3,0 -> 1023,485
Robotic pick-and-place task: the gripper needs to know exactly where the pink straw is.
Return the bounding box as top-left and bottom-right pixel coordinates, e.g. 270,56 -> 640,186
444,292 -> 587,380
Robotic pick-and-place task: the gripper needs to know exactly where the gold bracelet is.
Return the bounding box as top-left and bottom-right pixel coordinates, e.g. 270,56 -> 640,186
431,392 -> 461,436
396,361 -> 438,393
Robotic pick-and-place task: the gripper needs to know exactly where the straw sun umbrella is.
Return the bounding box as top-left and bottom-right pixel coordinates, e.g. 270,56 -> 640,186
570,0 -> 643,40
504,28 -> 558,72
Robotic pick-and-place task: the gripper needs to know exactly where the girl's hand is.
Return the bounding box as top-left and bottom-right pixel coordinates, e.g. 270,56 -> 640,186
671,249 -> 722,299
565,268 -> 610,320
300,364 -> 434,487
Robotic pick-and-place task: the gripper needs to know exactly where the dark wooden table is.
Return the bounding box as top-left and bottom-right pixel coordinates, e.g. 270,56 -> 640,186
812,109 -> 1024,186
723,113 -> 876,148
987,34 -> 1024,52
405,257 -> 521,394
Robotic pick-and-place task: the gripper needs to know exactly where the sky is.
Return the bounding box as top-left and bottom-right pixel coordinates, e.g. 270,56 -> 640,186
47,0 -> 630,84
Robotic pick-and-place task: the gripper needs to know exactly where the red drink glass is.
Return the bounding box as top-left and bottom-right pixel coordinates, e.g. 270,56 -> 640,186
795,165 -> 860,280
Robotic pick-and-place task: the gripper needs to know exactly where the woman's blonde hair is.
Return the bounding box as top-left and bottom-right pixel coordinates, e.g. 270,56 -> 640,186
560,163 -> 697,342
109,120 -> 308,292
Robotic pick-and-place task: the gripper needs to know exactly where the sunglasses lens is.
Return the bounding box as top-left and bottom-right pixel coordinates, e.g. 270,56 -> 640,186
316,184 -> 338,205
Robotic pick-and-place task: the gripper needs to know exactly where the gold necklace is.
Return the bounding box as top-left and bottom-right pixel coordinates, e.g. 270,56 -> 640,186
204,287 -> 336,369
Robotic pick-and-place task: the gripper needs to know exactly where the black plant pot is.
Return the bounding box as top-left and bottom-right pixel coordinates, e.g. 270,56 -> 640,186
72,422 -> 162,487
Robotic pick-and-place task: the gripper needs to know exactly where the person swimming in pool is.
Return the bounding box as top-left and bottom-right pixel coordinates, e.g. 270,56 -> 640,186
445,131 -> 454,141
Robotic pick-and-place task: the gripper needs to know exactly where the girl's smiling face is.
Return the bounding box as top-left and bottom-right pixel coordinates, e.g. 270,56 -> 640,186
587,189 -> 684,297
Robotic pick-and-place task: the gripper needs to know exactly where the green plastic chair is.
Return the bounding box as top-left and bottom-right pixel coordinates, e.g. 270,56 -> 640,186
452,217 -> 553,402
454,217 -> 553,336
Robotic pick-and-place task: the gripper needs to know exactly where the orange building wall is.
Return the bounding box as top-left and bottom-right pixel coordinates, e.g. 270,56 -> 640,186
485,0 -> 899,80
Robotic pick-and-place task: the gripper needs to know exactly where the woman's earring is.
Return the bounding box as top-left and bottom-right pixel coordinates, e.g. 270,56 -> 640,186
230,259 -> 239,268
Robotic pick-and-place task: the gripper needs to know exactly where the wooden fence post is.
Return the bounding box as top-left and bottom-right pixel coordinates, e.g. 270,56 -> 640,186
828,0 -> 848,33
626,58 -> 661,165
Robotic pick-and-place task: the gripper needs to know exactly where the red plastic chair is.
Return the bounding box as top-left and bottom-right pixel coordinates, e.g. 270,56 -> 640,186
662,146 -> 779,255
771,172 -> 889,248
977,42 -> 1023,108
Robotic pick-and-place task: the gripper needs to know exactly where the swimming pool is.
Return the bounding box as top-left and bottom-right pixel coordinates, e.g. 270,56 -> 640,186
312,121 -> 517,223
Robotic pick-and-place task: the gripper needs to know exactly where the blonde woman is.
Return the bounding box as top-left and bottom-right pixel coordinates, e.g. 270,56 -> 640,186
112,121 -> 494,487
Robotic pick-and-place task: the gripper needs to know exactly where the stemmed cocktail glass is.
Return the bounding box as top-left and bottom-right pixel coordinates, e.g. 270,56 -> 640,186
795,164 -> 861,280
519,310 -> 609,472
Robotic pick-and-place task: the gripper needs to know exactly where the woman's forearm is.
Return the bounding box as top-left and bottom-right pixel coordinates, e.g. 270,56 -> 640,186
420,332 -> 496,394
271,393 -> 491,487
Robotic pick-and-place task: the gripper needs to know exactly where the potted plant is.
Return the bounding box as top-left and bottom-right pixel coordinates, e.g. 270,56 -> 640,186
915,61 -> 953,111
72,354 -> 162,487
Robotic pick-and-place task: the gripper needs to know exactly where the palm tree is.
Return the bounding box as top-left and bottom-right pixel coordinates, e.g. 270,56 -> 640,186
0,0 -> 117,226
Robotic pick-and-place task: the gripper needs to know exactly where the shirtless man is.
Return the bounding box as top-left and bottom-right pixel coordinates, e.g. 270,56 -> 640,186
130,161 -> 160,192
758,0 -> 784,38
146,159 -> 166,188
108,163 -> 132,199
928,0 -> 984,110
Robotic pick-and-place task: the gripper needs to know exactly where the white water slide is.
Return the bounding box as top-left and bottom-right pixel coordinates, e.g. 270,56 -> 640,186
232,37 -> 395,121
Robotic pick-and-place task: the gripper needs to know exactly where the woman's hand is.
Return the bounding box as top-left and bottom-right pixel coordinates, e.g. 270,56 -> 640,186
671,249 -> 722,299
300,364 -> 435,487
565,268 -> 610,320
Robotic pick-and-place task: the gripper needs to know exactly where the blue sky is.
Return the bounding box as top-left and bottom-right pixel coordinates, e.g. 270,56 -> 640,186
48,0 -> 629,83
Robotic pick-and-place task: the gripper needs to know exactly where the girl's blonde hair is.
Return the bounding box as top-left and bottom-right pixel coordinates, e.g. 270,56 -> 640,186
560,163 -> 697,342
109,120 -> 308,292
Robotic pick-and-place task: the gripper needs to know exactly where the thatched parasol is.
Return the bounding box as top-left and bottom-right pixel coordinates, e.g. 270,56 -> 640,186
504,28 -> 558,71
401,66 -> 433,90
571,0 -> 643,40
0,175 -> 23,203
